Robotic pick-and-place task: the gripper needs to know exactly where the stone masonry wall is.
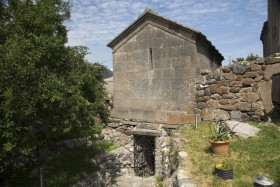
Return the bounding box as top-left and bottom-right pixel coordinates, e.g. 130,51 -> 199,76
196,56 -> 280,121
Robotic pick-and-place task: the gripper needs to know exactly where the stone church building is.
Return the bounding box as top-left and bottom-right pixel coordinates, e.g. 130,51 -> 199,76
107,8 -> 224,124
261,0 -> 280,108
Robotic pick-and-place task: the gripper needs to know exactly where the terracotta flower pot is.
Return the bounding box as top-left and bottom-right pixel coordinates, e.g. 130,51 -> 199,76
209,140 -> 229,155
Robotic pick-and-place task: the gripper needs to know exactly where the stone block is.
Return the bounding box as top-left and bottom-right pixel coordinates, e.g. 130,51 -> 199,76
259,81 -> 273,113
246,92 -> 260,102
218,86 -> 230,94
236,75 -> 242,81
221,66 -> 232,73
219,99 -> 231,105
206,100 -> 219,108
233,62 -> 250,74
210,93 -> 222,100
250,63 -> 261,71
229,81 -> 243,87
217,81 -> 230,86
167,113 -> 200,124
219,104 -> 238,111
210,84 -> 219,94
204,87 -> 211,96
222,93 -> 236,99
201,109 -> 230,121
230,111 -> 242,120
254,76 -> 263,82
242,78 -> 254,86
242,71 -> 259,78
230,87 -> 241,93
197,102 -> 207,109
264,63 -> 280,80
226,120 -> 260,138
197,96 -> 210,102
238,102 -> 252,111
223,73 -> 237,80
129,109 -> 143,120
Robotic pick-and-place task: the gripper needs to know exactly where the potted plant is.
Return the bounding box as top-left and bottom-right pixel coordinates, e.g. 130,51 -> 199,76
208,119 -> 237,155
215,158 -> 234,180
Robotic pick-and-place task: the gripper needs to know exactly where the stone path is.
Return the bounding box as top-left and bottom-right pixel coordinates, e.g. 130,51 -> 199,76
111,173 -> 156,187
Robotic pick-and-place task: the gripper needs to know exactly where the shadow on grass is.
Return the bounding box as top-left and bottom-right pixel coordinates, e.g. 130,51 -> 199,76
8,143 -> 110,187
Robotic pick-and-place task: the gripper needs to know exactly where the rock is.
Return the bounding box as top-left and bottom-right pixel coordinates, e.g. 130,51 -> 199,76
213,69 -> 222,80
221,66 -> 232,73
210,84 -> 220,94
201,69 -> 211,75
259,81 -> 274,113
250,63 -> 261,71
202,109 -> 230,121
223,73 -> 237,80
218,86 -> 230,94
210,93 -> 222,100
178,151 -> 188,158
226,120 -> 261,139
205,79 -> 217,84
206,100 -> 219,108
219,104 -> 238,111
230,111 -> 242,120
242,78 -> 254,86
254,76 -> 263,82
246,92 -> 260,102
197,102 -> 207,109
229,81 -> 243,87
233,62 -> 250,75
238,102 -> 252,111
219,99 -> 231,105
255,58 -> 265,64
241,113 -> 250,121
222,93 -> 236,99
204,87 -> 211,96
242,72 -> 259,78
177,170 -> 196,187
230,87 -> 241,93
263,63 -> 280,80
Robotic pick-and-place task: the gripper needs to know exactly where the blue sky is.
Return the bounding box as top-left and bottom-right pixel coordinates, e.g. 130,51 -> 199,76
66,0 -> 267,70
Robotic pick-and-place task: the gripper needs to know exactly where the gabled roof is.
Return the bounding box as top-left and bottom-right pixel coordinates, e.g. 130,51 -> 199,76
107,8 -> 224,61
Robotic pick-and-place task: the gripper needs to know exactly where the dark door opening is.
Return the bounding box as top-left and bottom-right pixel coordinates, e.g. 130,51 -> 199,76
133,135 -> 155,177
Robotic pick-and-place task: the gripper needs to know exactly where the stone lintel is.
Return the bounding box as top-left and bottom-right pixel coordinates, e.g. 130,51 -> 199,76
162,124 -> 179,129
137,123 -> 163,130
127,129 -> 162,137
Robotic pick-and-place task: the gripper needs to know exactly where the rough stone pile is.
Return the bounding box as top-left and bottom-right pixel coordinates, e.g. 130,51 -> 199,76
196,57 -> 280,121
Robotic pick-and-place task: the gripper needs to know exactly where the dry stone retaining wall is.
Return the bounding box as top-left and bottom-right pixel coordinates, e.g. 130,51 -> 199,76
196,56 -> 280,121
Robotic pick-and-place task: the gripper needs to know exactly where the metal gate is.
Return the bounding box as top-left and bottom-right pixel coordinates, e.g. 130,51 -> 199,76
134,135 -> 155,177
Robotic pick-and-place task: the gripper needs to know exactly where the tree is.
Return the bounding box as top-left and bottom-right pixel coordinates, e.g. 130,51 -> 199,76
0,0 -> 109,177
246,53 -> 260,61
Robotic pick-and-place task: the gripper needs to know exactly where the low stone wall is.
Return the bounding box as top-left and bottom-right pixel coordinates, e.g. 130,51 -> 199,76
196,56 -> 280,121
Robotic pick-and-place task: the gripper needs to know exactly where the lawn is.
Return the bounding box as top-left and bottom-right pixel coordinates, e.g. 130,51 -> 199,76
179,122 -> 280,187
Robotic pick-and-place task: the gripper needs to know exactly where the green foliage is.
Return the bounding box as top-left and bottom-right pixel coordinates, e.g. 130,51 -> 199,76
234,53 -> 260,63
155,175 -> 163,187
9,145 -> 100,187
208,120 -> 237,142
0,0 -> 109,176
235,57 -> 245,62
246,53 -> 260,61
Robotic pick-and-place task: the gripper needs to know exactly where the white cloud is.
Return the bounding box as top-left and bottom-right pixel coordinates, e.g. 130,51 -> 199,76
65,0 -> 267,69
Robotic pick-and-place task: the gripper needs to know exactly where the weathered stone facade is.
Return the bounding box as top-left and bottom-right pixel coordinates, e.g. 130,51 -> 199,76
261,0 -> 280,109
261,0 -> 280,57
107,8 -> 223,124
196,57 -> 280,121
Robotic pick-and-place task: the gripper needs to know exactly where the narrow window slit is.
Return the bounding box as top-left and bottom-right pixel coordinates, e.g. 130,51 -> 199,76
149,48 -> 153,69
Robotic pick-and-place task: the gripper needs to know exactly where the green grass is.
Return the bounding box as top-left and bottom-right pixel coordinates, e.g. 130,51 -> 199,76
179,122 -> 280,187
8,140 -> 114,187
